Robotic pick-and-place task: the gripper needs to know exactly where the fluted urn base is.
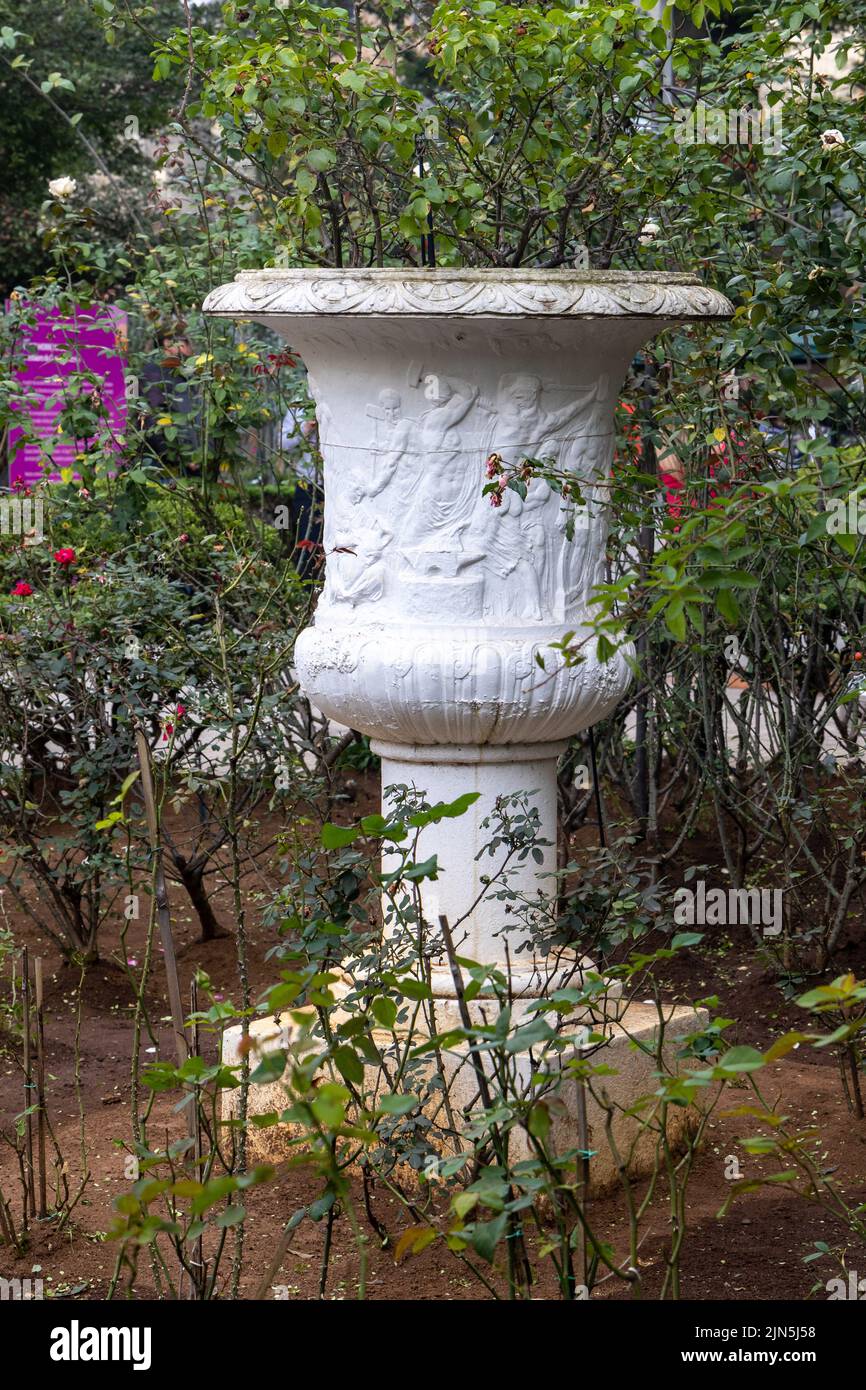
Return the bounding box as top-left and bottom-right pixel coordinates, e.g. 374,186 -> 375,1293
375,739 -> 575,996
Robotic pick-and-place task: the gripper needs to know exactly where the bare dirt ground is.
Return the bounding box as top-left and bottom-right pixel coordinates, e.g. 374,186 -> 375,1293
2,786 -> 865,1301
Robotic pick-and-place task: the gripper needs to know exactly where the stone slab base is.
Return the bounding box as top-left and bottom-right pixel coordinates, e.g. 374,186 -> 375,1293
221,1001 -> 708,1196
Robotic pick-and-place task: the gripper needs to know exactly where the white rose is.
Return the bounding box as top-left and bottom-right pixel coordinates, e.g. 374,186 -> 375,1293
48,176 -> 77,200
820,129 -> 845,151
639,219 -> 661,246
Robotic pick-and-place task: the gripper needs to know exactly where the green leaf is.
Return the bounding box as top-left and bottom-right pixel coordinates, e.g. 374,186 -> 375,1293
321,822 -> 357,849
371,996 -> 398,1029
333,1045 -> 364,1086
407,792 -> 480,827
311,1083 -> 350,1128
170,1179 -> 204,1199
716,1045 -> 766,1074
401,855 -> 439,883
215,1204 -> 245,1227
249,1050 -> 287,1085
452,1190 -> 478,1219
378,1093 -> 416,1116
470,1212 -> 509,1263
397,978 -> 432,1002
763,1031 -> 809,1062
505,1016 -> 554,1053
338,69 -> 367,93
799,512 -> 829,545
665,602 -> 687,641
671,932 -> 704,950
112,770 -> 141,805
528,1102 -> 550,1141
307,147 -> 337,171
715,588 -> 740,625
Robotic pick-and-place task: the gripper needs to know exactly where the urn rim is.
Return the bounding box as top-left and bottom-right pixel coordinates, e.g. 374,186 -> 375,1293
203,266 -> 733,321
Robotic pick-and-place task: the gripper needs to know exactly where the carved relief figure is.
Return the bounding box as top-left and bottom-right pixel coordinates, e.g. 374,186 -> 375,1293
475,373 -> 601,621
357,375 -> 486,577
482,372 -> 598,467
560,436 -> 615,613
398,376 -> 481,565
522,476 -> 570,613
307,372 -> 335,449
311,361 -> 611,628
364,390 -> 414,502
324,515 -> 393,610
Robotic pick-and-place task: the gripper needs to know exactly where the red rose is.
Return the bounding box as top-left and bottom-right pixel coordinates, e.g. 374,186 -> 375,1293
53,547 -> 77,566
11,581 -> 33,597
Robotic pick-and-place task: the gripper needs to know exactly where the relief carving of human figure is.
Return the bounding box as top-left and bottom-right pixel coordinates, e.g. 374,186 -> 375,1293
361,376 -> 484,571
307,372 -> 392,611
307,373 -> 335,450
363,389 -> 414,504
477,373 -> 600,621
323,376 -> 485,613
324,516 -> 393,610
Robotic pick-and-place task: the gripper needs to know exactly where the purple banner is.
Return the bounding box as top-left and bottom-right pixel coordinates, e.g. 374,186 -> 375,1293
7,304 -> 127,487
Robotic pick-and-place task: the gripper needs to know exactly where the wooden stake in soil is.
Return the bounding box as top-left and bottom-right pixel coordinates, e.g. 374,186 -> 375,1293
0,1181 -> 19,1252
134,728 -> 188,1073
574,1073 -> 591,1287
34,956 -> 48,1218
21,946 -> 35,1225
190,975 -> 205,1299
136,727 -> 201,1301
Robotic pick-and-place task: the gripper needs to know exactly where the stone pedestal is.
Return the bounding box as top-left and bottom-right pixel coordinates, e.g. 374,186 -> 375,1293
224,1002 -> 710,1195
205,269 -> 731,1178
375,738 -> 568,995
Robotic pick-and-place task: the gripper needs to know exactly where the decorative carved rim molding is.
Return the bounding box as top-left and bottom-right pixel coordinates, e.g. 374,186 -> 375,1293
203,268 -> 733,321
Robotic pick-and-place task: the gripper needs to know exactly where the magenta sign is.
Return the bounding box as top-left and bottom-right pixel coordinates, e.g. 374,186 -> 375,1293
7,304 -> 127,487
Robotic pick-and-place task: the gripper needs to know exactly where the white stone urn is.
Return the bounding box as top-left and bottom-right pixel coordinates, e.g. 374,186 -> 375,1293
204,269 -> 732,1000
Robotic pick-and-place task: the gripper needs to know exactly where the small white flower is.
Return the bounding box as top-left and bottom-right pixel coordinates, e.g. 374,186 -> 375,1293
638,219 -> 661,246
48,176 -> 77,200
152,168 -> 170,188
820,128 -> 845,151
